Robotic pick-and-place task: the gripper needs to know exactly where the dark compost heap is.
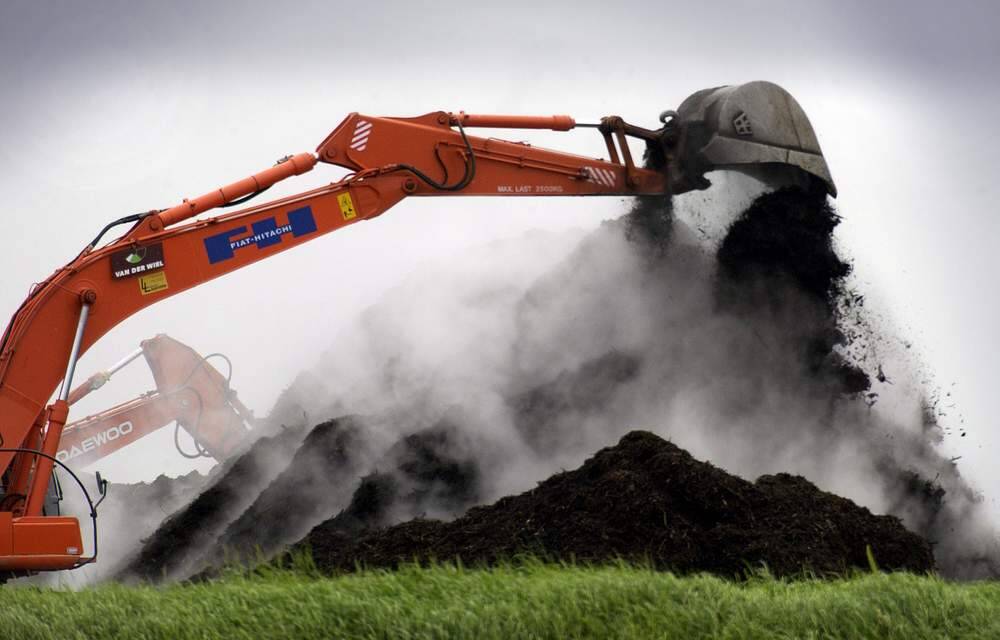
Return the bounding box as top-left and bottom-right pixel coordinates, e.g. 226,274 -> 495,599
122,179 -> 995,581
300,430 -> 933,577
119,426 -> 305,582
291,421 -> 481,561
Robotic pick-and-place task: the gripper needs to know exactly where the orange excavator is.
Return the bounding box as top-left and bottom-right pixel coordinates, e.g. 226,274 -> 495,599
58,334 -> 253,470
0,81 -> 836,575
31,335 -> 253,524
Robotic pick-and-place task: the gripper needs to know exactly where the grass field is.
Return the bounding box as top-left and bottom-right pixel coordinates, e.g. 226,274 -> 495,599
2,561 -> 999,639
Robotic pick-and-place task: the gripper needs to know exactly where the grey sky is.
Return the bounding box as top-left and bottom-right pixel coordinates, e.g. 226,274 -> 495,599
0,0 -> 998,507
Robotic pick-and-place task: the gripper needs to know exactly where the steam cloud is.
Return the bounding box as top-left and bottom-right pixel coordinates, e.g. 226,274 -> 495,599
67,172 -> 997,586
266,173 -> 998,579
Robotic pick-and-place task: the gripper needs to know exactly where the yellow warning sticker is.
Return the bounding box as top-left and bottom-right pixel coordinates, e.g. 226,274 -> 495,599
139,270 -> 168,295
337,192 -> 357,220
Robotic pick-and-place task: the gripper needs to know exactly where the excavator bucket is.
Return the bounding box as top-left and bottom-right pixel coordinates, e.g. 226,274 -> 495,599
661,81 -> 836,197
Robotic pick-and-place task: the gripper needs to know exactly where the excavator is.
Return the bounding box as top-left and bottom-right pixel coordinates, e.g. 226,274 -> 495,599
0,81 -> 835,576
58,334 -> 253,470
34,334 -> 253,521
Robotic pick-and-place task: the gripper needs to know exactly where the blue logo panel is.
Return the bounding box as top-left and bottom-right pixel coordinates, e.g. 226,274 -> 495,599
204,206 -> 317,264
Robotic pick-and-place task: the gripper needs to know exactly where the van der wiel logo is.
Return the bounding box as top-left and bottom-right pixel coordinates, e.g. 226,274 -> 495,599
110,243 -> 165,279
203,206 -> 317,264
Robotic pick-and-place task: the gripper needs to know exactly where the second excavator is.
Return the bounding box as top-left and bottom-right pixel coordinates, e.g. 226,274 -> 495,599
58,334 -> 253,469
27,334 -> 253,532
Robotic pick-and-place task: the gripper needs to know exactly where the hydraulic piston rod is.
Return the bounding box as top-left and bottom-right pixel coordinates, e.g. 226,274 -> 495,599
59,302 -> 91,403
23,300 -> 91,516
66,345 -> 143,406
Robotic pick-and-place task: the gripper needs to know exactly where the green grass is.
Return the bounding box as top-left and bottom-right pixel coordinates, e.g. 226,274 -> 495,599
2,561 -> 999,639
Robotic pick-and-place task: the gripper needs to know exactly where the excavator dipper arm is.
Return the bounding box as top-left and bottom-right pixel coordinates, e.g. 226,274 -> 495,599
57,334 -> 252,468
57,393 -> 194,469
0,81 -> 834,573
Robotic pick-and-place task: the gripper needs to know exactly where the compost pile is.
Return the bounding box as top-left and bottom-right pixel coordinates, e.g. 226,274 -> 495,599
101,470 -> 207,523
119,425 -> 306,582
204,416 -> 380,560
123,416 -> 483,581
300,430 -> 933,577
290,421 -> 481,564
118,176 -> 998,582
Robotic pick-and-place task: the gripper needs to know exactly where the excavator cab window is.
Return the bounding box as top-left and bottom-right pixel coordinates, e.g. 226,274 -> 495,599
42,470 -> 63,516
